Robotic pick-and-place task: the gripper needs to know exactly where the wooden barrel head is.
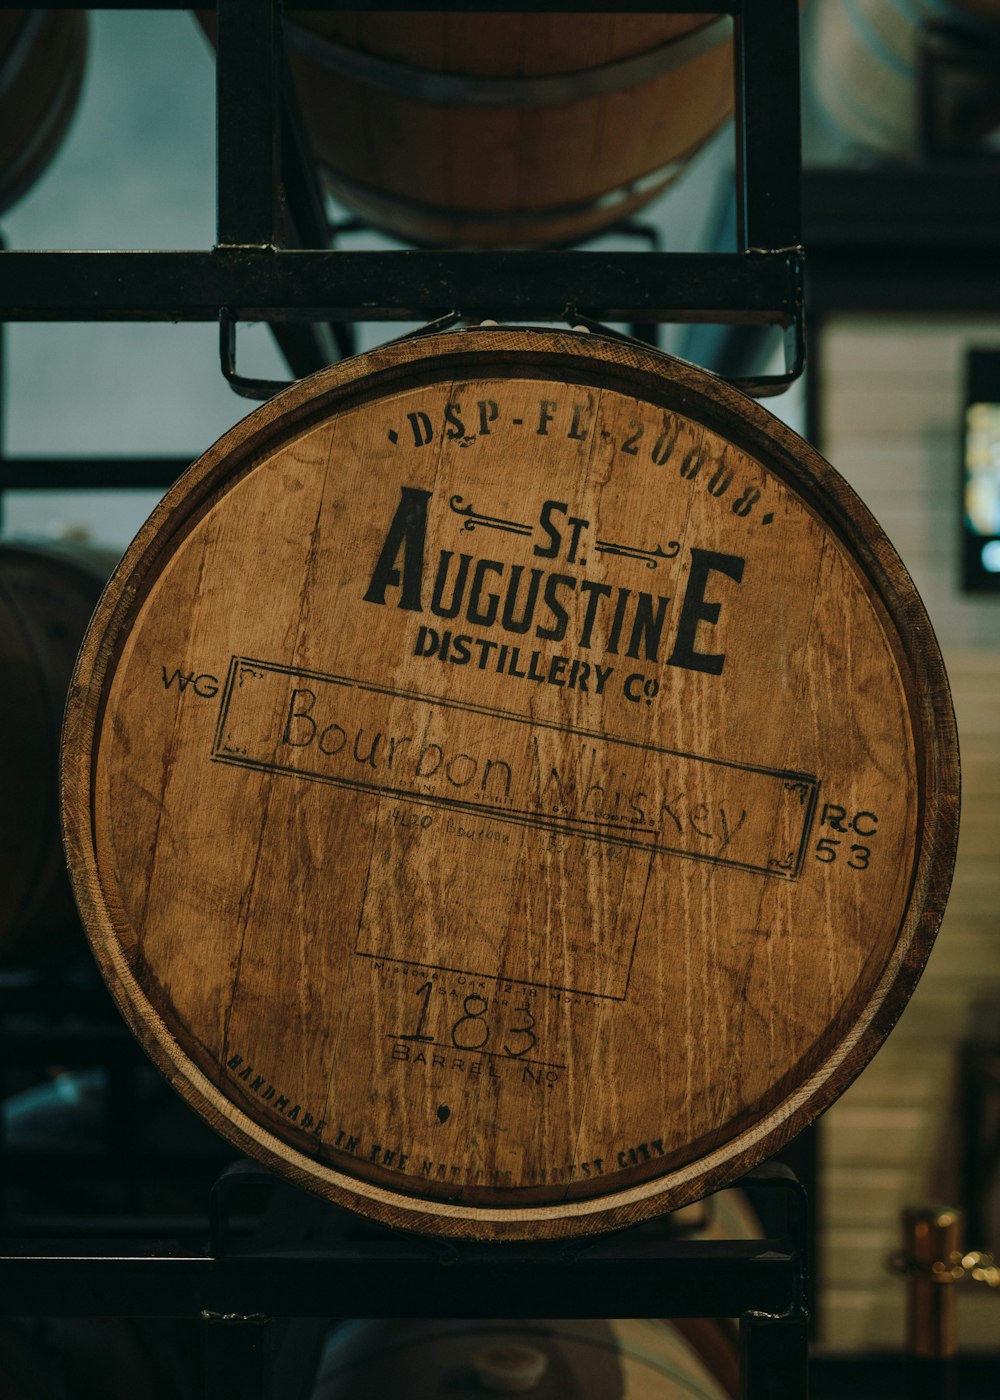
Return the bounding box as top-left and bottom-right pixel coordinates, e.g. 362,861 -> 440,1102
63,329 -> 958,1238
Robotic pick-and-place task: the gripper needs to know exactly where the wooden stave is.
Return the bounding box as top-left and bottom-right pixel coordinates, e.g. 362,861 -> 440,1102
0,9 -> 87,216
61,328 -> 960,1239
802,0 -> 1000,159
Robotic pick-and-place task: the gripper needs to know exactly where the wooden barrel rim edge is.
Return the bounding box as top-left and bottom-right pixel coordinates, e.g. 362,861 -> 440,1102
61,327 -> 960,1239
60,327 -> 957,1237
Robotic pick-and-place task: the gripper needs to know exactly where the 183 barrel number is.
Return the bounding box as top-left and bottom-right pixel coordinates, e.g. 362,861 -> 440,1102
400,983 -> 538,1059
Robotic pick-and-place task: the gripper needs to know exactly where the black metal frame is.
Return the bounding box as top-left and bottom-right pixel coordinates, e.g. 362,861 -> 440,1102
1,1160 -> 810,1400
0,979 -> 811,1400
0,0 -> 802,378
1,963 -> 811,1399
0,0 -> 805,507
0,6 -> 809,1395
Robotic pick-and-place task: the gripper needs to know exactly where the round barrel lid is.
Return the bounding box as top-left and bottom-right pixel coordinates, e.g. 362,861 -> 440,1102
62,328 -> 959,1238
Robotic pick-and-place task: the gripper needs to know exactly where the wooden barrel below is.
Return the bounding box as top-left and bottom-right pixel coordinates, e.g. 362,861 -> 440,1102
62,329 -> 958,1238
314,1318 -> 738,1400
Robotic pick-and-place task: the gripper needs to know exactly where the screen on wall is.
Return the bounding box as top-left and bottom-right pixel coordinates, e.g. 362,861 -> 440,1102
963,349 -> 1000,593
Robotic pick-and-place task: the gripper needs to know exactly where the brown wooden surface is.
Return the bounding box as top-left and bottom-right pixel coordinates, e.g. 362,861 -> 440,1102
280,12 -> 732,246
0,544 -> 106,966
0,10 -> 87,216
63,329 -> 959,1238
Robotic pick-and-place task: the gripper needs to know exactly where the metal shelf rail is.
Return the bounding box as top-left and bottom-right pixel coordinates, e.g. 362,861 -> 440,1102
2,1162 -> 810,1400
0,5 -> 810,1397
0,0 -> 803,503
0,964 -> 810,1398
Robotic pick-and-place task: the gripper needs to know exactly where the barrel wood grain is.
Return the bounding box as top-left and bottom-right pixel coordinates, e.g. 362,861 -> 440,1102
62,329 -> 958,1238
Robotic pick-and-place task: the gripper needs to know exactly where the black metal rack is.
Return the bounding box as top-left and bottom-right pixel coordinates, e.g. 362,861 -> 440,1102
2,1161 -> 810,1400
0,5 -> 810,1396
1,964 -> 811,1398
1,2 -> 804,336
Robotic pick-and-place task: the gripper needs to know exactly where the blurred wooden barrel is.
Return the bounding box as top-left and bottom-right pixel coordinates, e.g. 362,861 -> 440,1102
0,543 -> 107,966
802,0 -> 1000,158
313,1318 -> 738,1400
0,9 -> 87,214
63,328 -> 958,1238
201,10 -> 734,247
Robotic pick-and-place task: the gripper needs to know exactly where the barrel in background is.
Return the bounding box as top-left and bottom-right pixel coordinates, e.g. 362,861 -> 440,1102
200,10 -> 733,247
313,1318 -> 738,1400
0,9 -> 88,215
802,0 -> 1000,161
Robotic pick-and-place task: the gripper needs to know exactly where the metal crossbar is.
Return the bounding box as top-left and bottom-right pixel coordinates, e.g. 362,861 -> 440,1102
0,0 -> 804,400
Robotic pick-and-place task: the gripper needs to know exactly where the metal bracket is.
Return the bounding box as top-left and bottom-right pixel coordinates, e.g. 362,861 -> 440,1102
742,313 -> 807,399
566,276 -> 806,401
220,310 -> 292,401
220,309 -> 466,401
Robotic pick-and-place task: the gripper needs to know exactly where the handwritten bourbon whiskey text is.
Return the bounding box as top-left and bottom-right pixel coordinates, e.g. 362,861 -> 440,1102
213,659 -> 817,878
